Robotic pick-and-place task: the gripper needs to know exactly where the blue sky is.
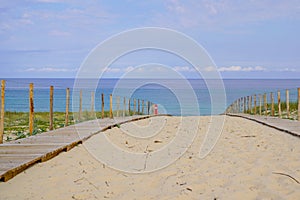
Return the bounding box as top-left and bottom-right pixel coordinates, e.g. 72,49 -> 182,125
0,0 -> 300,78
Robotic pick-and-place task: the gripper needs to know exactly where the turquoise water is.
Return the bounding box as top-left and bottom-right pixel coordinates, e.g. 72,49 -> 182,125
2,78 -> 300,116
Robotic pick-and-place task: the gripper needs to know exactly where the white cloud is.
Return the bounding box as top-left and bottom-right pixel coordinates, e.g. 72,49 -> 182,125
218,66 -> 266,72
174,66 -> 195,72
25,67 -> 77,72
125,66 -> 134,72
279,68 -> 298,72
204,66 -> 216,72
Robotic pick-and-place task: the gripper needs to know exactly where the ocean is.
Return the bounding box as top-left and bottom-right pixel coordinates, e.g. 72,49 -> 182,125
2,78 -> 300,116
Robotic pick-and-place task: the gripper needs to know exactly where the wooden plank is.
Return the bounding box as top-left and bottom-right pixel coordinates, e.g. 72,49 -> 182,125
0,156 -> 42,181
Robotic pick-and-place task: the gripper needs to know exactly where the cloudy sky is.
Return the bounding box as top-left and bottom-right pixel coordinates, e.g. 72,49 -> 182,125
0,0 -> 299,78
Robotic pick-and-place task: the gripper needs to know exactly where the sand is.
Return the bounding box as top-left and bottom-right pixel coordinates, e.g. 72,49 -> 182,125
0,116 -> 299,200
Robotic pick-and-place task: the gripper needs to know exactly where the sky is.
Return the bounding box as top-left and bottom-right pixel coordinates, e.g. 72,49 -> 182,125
0,0 -> 300,79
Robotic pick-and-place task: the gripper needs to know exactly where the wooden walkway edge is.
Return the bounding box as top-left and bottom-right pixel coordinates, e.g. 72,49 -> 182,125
227,113 -> 300,138
0,115 -> 169,182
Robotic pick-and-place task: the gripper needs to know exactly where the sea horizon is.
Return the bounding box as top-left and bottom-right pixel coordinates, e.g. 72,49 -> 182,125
1,78 -> 300,116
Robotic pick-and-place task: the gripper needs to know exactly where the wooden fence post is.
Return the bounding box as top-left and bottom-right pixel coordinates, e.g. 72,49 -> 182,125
133,99 -> 136,115
79,90 -> 82,121
277,90 -> 281,118
138,99 -> 140,114
264,93 -> 267,116
91,91 -> 95,113
259,94 -> 262,115
101,93 -> 104,119
147,101 -> 150,115
243,97 -> 246,113
29,83 -> 34,135
271,92 -> 274,116
286,89 -> 290,119
240,98 -> 242,113
249,96 -> 252,114
65,88 -> 70,126
298,88 -> 300,121
142,100 -> 144,114
0,80 -> 5,144
254,95 -> 257,114
109,94 -> 113,119
49,86 -> 54,130
128,99 -> 131,115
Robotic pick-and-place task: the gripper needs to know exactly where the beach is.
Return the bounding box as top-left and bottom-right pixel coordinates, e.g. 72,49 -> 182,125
0,115 -> 299,199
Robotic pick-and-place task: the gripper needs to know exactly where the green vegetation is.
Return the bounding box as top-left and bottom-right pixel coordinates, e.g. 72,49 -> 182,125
245,101 -> 298,120
3,110 -> 145,142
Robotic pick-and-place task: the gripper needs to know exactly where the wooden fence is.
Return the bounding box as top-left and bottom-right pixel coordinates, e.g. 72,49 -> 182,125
226,88 -> 300,121
0,80 -> 155,144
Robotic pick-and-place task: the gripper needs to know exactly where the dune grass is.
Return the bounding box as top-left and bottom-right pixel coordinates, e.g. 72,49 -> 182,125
245,101 -> 298,120
3,110 -> 142,142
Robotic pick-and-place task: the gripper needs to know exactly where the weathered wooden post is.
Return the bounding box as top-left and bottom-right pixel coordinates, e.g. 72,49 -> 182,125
138,99 -> 140,114
142,100 -> 144,114
264,93 -> 267,116
49,86 -> 54,130
0,80 -> 5,144
243,97 -> 246,113
79,90 -> 82,121
147,101 -> 150,115
298,88 -> 300,121
101,93 -> 104,119
277,90 -> 281,118
254,95 -> 257,115
109,94 -> 113,119
128,99 -> 131,115
65,88 -> 70,126
249,96 -> 252,114
29,83 -> 34,135
259,94 -> 262,115
286,89 -> 290,119
271,92 -> 274,116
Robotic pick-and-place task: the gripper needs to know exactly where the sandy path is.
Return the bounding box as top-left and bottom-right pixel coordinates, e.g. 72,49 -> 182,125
0,116 -> 299,199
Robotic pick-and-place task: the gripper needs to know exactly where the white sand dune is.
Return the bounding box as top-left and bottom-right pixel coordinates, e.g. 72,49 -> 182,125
0,116 -> 299,200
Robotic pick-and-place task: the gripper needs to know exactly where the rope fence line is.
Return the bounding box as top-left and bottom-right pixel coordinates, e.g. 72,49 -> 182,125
0,80 -> 155,144
226,87 -> 300,121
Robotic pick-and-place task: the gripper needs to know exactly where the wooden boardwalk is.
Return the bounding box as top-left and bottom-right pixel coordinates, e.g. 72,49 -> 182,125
0,115 -> 155,182
227,113 -> 300,137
